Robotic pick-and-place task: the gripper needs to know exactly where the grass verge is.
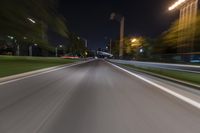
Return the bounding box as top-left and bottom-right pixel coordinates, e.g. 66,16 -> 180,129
0,56 -> 79,78
122,64 -> 200,86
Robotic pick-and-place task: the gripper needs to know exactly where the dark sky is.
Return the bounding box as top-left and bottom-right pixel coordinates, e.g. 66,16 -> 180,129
58,0 -> 179,49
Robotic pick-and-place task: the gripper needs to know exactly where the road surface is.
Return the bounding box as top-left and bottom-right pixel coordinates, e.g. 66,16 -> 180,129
0,60 -> 200,133
110,59 -> 200,73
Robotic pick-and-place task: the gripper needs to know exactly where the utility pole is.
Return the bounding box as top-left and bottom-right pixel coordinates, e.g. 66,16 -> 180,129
77,37 -> 88,48
55,47 -> 58,57
84,39 -> 88,48
29,46 -> 32,56
17,45 -> 20,56
119,17 -> 125,59
109,39 -> 112,54
110,13 -> 125,59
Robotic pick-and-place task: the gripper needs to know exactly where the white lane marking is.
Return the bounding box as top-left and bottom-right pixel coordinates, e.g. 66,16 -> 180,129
108,62 -> 200,109
0,60 -> 94,86
112,59 -> 200,68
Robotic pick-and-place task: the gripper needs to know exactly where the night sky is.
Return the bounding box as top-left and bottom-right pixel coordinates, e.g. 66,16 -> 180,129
58,0 -> 179,49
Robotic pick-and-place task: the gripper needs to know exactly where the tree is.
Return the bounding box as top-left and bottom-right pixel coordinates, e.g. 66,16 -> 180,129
0,0 -> 69,52
67,33 -> 87,57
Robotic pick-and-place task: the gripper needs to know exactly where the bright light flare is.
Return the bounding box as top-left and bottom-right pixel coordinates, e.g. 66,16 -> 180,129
8,36 -> 14,40
169,0 -> 186,11
140,48 -> 144,53
27,18 -> 36,24
131,38 -> 137,43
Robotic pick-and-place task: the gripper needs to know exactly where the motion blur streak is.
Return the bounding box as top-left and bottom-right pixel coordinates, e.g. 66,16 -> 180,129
0,60 -> 199,133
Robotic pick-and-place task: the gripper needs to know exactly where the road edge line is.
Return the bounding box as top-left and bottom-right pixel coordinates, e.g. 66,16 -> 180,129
107,61 -> 200,109
115,62 -> 200,89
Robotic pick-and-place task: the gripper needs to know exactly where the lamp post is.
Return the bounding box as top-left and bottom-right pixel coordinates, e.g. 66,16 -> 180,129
109,39 -> 112,54
27,18 -> 36,24
130,38 -> 140,47
29,45 -> 32,56
17,44 -> 20,56
55,45 -> 63,57
29,44 -> 38,56
8,36 -> 20,56
27,18 -> 36,56
110,13 -> 125,59
77,37 -> 88,48
55,47 -> 58,57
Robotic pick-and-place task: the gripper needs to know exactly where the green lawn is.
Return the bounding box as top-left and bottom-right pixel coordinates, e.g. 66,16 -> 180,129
123,64 -> 200,86
0,56 -> 79,78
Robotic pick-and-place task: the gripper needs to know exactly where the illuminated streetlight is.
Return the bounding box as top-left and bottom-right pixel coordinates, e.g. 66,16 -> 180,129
139,48 -> 144,53
77,36 -> 88,47
27,18 -> 36,24
168,0 -> 186,11
8,36 -> 14,40
85,51 -> 88,56
131,38 -> 137,43
55,45 -> 63,57
130,37 -> 141,47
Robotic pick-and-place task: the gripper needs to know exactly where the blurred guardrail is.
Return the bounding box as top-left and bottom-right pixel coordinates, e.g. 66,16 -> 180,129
110,59 -> 200,74
135,53 -> 200,63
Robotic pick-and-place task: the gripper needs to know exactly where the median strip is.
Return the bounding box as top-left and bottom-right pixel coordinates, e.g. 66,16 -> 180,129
0,59 -> 94,85
0,56 -> 80,78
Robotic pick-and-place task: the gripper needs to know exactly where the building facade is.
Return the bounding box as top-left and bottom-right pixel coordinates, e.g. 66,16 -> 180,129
178,0 -> 199,53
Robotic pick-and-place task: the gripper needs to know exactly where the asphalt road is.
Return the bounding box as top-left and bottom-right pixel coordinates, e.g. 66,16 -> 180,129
0,60 -> 200,133
110,59 -> 200,73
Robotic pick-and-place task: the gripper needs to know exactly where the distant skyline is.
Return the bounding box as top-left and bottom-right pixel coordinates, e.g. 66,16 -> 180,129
58,0 -> 179,49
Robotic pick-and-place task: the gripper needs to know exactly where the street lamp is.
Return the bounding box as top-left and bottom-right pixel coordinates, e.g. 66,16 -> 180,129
77,36 -> 88,48
109,39 -> 112,54
55,45 -> 63,57
8,36 -> 20,56
16,36 -> 27,56
139,48 -> 144,53
110,13 -> 125,59
131,38 -> 137,43
27,18 -> 37,56
16,43 -> 20,56
29,43 -> 38,56
130,37 -> 140,47
8,36 -> 13,39
27,18 -> 36,24
168,0 -> 186,11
